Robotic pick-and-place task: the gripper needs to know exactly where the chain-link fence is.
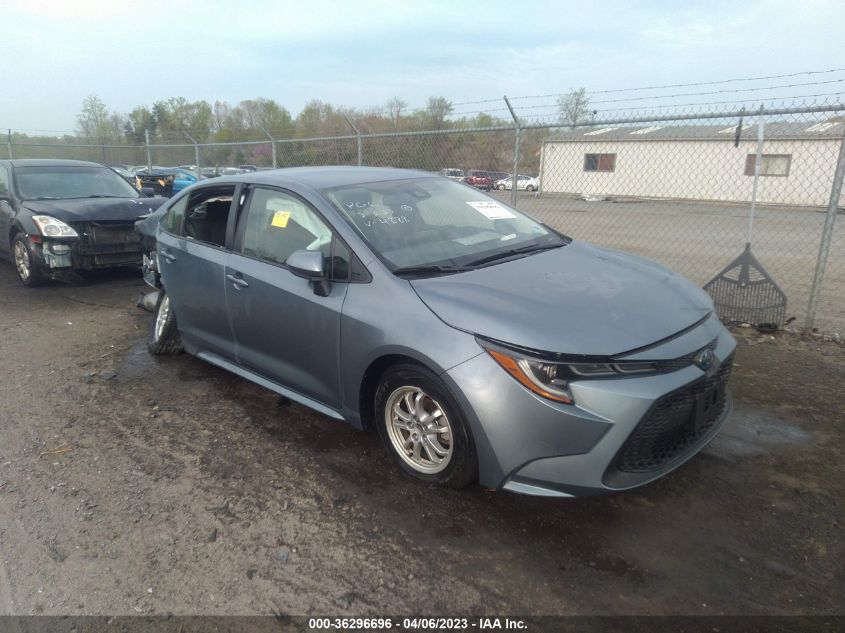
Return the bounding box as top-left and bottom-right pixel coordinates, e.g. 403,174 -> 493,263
6,103 -> 844,334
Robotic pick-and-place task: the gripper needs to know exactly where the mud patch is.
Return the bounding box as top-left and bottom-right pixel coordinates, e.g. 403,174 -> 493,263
705,406 -> 812,460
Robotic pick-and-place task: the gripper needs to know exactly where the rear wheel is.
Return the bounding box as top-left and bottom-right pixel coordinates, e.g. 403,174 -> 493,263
497,184 -> 505,190
375,363 -> 477,488
148,291 -> 183,355
12,233 -> 47,287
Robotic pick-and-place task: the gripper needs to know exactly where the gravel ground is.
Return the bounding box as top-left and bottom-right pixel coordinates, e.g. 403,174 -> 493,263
0,263 -> 842,617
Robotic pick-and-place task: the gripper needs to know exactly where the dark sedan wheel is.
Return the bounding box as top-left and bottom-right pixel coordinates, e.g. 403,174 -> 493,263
148,291 -> 183,355
375,363 -> 477,488
12,233 -> 47,287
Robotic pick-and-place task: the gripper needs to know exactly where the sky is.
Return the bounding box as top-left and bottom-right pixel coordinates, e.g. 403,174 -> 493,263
1,0 -> 843,134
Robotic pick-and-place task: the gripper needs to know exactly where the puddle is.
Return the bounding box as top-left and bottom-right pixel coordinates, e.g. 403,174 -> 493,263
705,406 -> 812,459
116,340 -> 162,377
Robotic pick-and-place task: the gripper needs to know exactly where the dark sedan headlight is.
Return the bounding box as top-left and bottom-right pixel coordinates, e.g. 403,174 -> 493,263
480,341 -> 660,405
32,215 -> 78,238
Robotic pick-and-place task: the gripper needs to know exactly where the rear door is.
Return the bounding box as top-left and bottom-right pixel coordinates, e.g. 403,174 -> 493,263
156,184 -> 239,358
225,185 -> 350,408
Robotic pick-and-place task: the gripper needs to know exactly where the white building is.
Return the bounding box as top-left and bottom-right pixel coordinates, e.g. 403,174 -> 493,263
539,121 -> 845,207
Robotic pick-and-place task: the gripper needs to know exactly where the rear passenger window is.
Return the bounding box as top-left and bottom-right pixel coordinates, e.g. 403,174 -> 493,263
241,188 -> 333,266
182,186 -> 236,247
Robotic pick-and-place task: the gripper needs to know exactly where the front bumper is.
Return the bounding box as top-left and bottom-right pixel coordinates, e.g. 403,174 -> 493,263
31,221 -> 143,273
443,313 -> 736,496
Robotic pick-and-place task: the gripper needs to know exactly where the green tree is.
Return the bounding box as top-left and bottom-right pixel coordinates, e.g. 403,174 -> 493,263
557,88 -> 594,127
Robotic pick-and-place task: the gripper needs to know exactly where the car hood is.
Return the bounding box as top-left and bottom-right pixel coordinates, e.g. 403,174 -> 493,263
23,197 -> 168,224
410,241 -> 713,357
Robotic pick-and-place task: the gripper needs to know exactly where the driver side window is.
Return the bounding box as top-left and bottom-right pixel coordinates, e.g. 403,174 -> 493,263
241,187 -> 333,266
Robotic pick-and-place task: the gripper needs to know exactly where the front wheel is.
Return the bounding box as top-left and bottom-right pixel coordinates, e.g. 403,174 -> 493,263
497,184 -> 505,191
375,364 -> 477,488
526,185 -> 535,192
12,233 -> 47,287
148,291 -> 183,355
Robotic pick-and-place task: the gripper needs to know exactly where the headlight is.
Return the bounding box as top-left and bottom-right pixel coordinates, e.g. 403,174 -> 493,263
481,342 -> 660,405
32,215 -> 78,238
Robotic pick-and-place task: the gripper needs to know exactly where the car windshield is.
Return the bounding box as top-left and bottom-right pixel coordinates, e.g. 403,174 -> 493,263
324,177 -> 567,274
15,165 -> 140,200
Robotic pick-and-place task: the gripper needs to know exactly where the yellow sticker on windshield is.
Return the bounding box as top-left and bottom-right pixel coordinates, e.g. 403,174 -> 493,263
271,211 -> 291,228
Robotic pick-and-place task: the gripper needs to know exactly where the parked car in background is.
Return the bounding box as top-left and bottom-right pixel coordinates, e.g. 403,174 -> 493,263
0,159 -> 166,286
135,168 -> 199,197
201,167 -> 221,178
464,170 -> 493,190
439,168 -> 465,181
135,166 -> 734,497
496,175 -> 538,192
220,167 -> 246,176
239,164 -> 259,172
488,171 -> 510,183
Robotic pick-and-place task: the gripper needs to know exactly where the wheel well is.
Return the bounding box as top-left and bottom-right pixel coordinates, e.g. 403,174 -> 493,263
358,354 -> 424,433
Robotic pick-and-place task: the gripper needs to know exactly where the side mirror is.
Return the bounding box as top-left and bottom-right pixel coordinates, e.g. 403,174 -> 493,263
140,187 -> 156,198
287,249 -> 330,296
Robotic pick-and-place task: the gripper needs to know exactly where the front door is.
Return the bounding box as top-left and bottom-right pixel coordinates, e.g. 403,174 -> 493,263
225,186 -> 348,408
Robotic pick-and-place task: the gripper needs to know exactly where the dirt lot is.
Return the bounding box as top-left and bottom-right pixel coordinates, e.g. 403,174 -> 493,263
0,263 -> 842,617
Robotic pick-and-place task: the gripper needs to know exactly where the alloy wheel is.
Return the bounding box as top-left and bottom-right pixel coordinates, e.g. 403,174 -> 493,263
154,294 -> 171,342
14,240 -> 30,281
384,386 -> 453,474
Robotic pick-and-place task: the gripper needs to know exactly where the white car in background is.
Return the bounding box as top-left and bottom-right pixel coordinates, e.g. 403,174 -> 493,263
495,175 -> 539,192
439,168 -> 465,181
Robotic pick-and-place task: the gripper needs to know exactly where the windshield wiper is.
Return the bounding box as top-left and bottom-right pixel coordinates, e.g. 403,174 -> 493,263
392,264 -> 475,278
464,242 -> 565,267
84,194 -> 125,198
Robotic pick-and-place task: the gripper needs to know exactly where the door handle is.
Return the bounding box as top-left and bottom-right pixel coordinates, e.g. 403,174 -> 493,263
226,273 -> 249,288
159,248 -> 176,263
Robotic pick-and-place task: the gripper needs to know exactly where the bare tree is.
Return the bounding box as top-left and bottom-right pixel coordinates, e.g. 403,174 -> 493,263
386,97 -> 407,126
557,88 -> 593,127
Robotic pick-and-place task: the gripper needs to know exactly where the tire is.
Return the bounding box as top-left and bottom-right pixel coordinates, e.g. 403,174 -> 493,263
11,233 -> 47,287
497,184 -> 505,191
148,291 -> 183,355
375,363 -> 477,488
526,185 -> 535,192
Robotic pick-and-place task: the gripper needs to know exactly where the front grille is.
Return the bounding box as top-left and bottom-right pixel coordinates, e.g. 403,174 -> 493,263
89,222 -> 139,245
612,355 -> 733,473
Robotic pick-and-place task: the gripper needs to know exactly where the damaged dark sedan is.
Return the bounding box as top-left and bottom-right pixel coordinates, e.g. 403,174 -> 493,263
0,159 -> 168,286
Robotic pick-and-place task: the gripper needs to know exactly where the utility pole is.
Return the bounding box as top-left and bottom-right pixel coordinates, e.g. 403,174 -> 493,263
7,129 -> 12,159
145,129 -> 152,172
256,123 -> 277,168
504,96 -> 521,207
185,131 -> 201,176
344,116 -> 363,166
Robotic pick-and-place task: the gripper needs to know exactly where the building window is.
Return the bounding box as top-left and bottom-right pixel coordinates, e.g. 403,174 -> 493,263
744,154 -> 791,177
584,153 -> 616,172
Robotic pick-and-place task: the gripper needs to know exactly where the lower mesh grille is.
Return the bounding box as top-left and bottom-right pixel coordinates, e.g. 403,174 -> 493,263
613,356 -> 733,473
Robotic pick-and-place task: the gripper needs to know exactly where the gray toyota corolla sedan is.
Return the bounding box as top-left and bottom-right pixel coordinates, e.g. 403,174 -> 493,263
136,166 -> 735,497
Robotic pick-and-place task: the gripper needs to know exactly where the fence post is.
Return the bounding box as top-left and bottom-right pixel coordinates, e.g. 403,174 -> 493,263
805,127 -> 845,332
256,123 -> 277,168
504,96 -> 521,207
345,116 -> 362,166
185,132 -> 201,176
7,129 -> 12,159
145,129 -> 152,172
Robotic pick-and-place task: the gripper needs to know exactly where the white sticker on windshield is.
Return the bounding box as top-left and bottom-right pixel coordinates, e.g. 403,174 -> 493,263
466,201 -> 517,220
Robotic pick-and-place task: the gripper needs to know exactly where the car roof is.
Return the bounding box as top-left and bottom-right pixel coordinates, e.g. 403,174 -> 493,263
218,166 -> 440,189
4,159 -> 103,168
